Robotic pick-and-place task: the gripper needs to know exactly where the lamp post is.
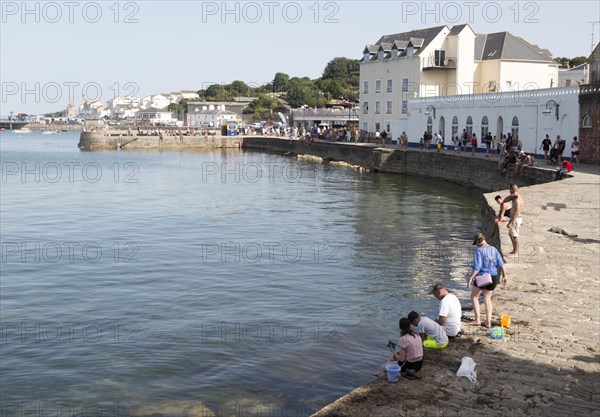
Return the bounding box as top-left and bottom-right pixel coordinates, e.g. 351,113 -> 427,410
424,104 -> 436,119
542,100 -> 560,120
9,111 -> 13,130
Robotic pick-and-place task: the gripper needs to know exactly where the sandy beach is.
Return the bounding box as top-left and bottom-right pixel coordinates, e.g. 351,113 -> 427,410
313,163 -> 600,417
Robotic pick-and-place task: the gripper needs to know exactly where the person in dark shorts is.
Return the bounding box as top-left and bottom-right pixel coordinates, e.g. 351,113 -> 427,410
461,129 -> 468,151
540,134 -> 552,160
466,233 -> 507,328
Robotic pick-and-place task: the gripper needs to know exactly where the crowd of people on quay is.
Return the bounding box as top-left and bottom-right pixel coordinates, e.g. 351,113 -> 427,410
101,121 -> 582,182
396,129 -> 579,180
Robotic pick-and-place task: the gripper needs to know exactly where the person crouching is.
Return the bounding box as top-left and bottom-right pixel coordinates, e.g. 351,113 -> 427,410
408,311 -> 448,349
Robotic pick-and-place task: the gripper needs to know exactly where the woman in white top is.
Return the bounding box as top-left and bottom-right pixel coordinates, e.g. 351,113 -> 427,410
571,136 -> 579,165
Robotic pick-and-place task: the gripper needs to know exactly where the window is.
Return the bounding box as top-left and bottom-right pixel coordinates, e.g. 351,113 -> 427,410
401,100 -> 408,114
481,116 -> 489,138
363,52 -> 370,62
391,49 -> 398,59
386,101 -> 392,114
375,101 -> 381,114
363,81 -> 369,94
402,78 -> 409,92
386,122 -> 391,132
434,50 -> 446,66
362,122 -> 368,131
377,50 -> 384,61
427,116 -> 433,134
582,114 -> 591,128
511,116 -> 519,139
375,122 -> 381,131
466,116 -> 473,136
386,79 -> 393,92
375,80 -> 381,93
362,102 -> 369,114
452,116 -> 459,135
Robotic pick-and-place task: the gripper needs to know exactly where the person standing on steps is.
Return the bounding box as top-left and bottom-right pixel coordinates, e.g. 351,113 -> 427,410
502,184 -> 523,258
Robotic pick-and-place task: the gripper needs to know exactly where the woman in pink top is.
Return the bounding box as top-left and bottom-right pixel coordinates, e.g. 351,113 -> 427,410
397,317 -> 424,379
374,318 -> 424,380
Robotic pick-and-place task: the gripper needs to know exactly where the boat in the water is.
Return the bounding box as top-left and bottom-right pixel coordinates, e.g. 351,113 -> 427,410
41,130 -> 56,135
14,128 -> 31,134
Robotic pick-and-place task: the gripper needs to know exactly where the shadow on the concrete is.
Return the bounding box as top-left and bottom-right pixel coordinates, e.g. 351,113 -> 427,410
312,331 -> 600,417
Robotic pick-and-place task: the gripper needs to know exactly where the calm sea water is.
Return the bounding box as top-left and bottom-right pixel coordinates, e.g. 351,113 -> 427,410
1,130 -> 481,416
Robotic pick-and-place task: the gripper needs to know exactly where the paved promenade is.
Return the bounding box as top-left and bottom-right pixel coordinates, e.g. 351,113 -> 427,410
313,161 -> 600,417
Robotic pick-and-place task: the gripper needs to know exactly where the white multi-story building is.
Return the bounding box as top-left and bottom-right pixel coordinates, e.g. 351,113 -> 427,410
79,100 -> 109,119
140,94 -> 171,110
360,24 -> 559,135
135,107 -> 176,125
106,96 -> 141,119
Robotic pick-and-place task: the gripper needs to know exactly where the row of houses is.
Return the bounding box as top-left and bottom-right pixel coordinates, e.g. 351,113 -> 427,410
358,23 -> 600,163
62,90 -> 201,121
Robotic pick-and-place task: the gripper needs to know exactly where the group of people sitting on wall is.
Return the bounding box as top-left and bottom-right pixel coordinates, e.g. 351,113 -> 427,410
414,129 -> 579,180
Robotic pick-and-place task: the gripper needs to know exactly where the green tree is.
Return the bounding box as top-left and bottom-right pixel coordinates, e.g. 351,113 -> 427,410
555,56 -> 588,68
204,84 -> 229,101
569,56 -> 587,68
166,98 -> 190,120
286,77 -> 320,108
243,94 -> 280,119
272,72 -> 290,93
229,80 -> 251,97
322,57 -> 360,80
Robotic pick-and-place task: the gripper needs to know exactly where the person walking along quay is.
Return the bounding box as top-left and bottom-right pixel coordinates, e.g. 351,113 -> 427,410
466,233 -> 507,328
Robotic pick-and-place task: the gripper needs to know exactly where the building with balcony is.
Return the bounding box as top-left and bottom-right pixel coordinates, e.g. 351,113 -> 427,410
359,24 -> 559,135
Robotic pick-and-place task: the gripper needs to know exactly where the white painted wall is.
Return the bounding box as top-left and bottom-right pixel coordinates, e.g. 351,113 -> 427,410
499,61 -> 558,91
404,87 -> 580,155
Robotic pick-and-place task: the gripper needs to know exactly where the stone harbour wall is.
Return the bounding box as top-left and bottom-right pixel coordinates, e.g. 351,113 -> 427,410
78,132 -> 242,150
243,137 -> 558,193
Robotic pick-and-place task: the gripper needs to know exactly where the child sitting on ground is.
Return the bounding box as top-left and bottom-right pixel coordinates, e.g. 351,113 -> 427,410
373,318 -> 424,380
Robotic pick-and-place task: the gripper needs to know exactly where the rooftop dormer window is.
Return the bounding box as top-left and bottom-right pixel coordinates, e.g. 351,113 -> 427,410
377,50 -> 384,61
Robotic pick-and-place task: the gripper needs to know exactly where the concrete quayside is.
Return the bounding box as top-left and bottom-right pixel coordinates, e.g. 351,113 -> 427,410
78,130 -> 243,150
239,136 -> 599,417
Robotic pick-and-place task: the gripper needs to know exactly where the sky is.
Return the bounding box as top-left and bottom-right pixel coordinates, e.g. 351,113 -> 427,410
1,0 -> 599,116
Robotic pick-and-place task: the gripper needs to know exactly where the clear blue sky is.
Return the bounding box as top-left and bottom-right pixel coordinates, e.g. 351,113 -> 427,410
1,0 -> 599,116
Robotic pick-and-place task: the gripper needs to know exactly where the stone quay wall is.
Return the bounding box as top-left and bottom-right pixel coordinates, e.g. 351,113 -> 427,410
242,137 -> 557,193
78,131 -> 242,150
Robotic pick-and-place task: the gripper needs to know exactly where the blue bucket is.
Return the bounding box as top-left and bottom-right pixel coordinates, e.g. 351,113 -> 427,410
385,364 -> 401,382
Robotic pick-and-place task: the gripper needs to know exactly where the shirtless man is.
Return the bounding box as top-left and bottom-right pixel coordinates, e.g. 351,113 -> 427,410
493,195 -> 511,237
494,194 -> 511,223
502,184 -> 523,258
